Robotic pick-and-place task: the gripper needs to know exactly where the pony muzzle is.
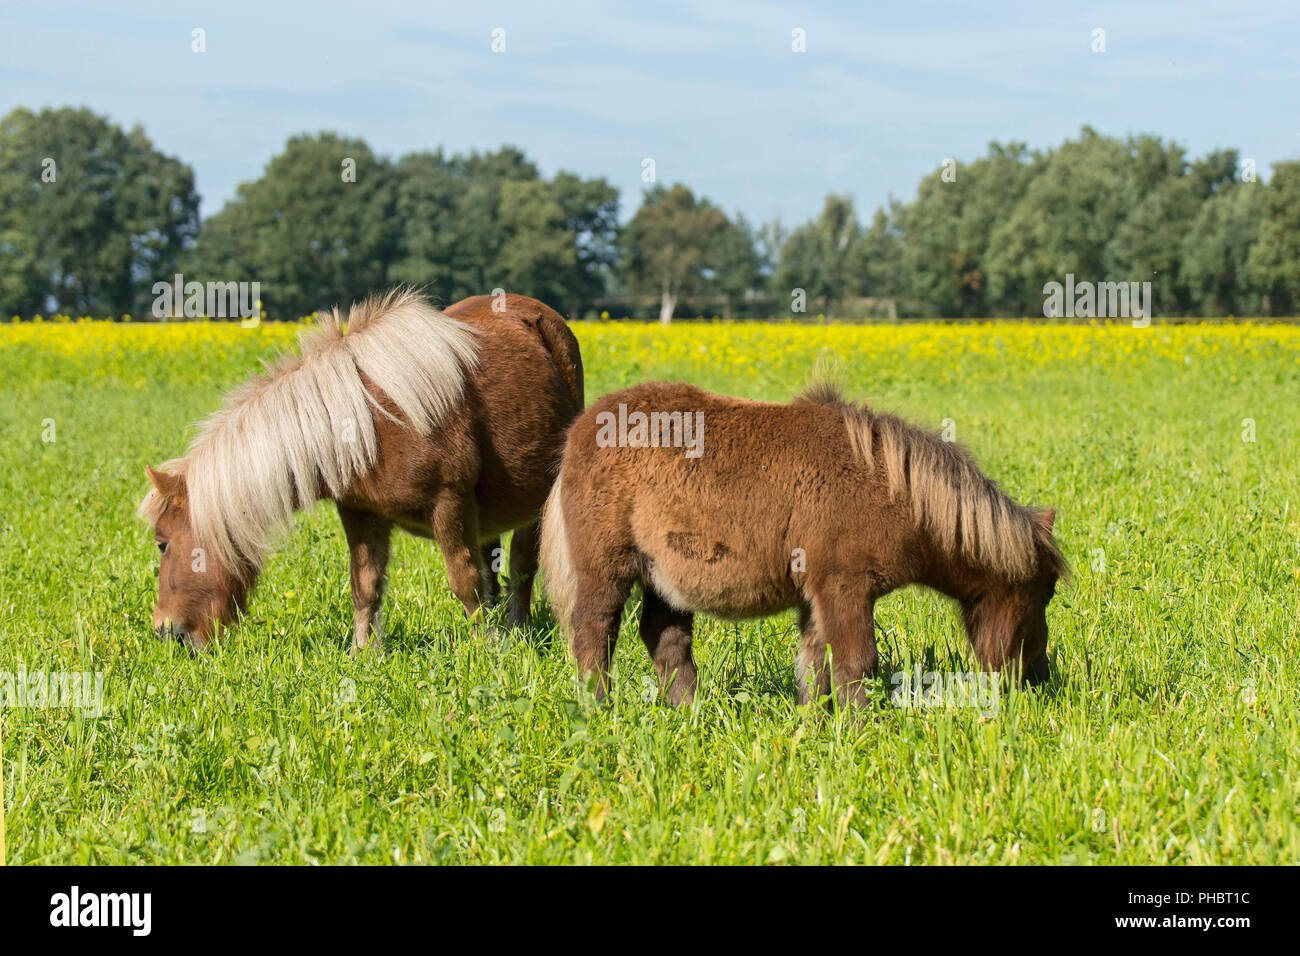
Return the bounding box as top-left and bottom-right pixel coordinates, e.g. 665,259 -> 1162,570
154,617 -> 193,645
1027,653 -> 1051,685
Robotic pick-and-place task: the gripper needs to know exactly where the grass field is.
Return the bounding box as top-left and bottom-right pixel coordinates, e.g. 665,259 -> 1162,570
1,318 -> 1297,864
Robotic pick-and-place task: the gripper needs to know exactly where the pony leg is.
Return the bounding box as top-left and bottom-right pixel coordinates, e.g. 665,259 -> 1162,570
638,587 -> 697,705
338,505 -> 392,653
430,489 -> 490,626
479,538 -> 503,608
805,589 -> 877,710
571,572 -> 631,702
794,602 -> 831,706
505,522 -> 540,629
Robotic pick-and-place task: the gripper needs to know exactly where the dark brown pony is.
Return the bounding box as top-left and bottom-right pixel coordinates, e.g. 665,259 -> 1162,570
142,289 -> 583,651
541,381 -> 1065,708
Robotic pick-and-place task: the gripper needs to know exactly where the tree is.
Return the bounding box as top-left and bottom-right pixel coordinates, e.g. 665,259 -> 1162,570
1181,183 -> 1263,316
187,133 -> 396,317
0,106 -> 198,316
890,132 -> 1265,317
389,147 -> 537,304
1104,148 -> 1237,316
710,213 -> 761,318
621,184 -> 727,323
440,147 -> 540,299
387,149 -> 464,304
854,203 -> 904,301
389,149 -> 615,316
985,130 -> 1143,315
755,220 -> 786,280
1247,161 -> 1300,315
900,143 -> 1036,317
772,195 -> 860,317
496,179 -> 578,309
548,171 -> 619,316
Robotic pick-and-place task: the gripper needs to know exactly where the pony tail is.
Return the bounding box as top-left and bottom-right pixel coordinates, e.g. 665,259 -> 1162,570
539,473 -> 578,638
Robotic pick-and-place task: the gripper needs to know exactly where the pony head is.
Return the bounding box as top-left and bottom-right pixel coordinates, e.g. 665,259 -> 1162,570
141,466 -> 251,650
962,507 -> 1065,685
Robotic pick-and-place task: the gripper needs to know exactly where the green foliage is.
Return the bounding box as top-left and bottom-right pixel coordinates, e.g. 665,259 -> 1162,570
493,171 -> 620,315
1247,161 -> 1300,313
854,205 -> 904,300
184,133 -> 397,318
769,130 -> 1293,319
184,141 -> 619,319
709,213 -> 762,319
1102,149 -> 1239,316
772,195 -> 862,317
901,144 -> 1036,317
388,147 -> 538,306
986,130 -> 1141,315
1181,183 -> 1264,316
0,107 -> 198,316
620,184 -> 728,322
3,110 -> 1298,320
496,180 -> 579,308
548,171 -> 621,312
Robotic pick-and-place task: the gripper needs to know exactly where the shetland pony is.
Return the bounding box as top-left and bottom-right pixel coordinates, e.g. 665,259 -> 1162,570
141,290 -> 584,651
541,382 -> 1065,708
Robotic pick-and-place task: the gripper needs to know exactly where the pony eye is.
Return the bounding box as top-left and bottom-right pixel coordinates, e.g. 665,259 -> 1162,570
157,541 -> 169,555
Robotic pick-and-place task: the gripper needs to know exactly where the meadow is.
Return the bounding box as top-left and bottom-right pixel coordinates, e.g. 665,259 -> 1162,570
0,317 -> 1297,864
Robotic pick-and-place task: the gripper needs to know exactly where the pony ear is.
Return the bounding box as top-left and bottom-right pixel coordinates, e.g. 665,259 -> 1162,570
1034,508 -> 1056,535
146,466 -> 185,499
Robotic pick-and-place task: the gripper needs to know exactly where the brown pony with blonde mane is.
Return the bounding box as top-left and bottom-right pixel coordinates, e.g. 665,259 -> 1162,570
142,289 -> 583,651
541,381 -> 1065,708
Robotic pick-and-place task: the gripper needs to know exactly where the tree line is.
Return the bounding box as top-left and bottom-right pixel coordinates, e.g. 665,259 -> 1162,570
2,106 -> 1298,320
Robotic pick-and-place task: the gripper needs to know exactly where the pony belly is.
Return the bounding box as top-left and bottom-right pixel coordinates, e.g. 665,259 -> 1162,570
394,516 -> 435,539
642,546 -> 794,620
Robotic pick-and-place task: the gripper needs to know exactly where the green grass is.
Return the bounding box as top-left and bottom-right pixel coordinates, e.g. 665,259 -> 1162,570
0,320 -> 1297,864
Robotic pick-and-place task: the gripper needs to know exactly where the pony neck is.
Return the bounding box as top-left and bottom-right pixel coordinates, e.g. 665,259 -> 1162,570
919,542 -> 1017,606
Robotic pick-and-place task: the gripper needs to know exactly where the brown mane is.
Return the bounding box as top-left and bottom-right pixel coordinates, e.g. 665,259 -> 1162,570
803,382 -> 1065,582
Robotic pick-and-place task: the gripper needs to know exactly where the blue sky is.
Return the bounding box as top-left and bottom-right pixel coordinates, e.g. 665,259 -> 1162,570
2,1 -> 1297,224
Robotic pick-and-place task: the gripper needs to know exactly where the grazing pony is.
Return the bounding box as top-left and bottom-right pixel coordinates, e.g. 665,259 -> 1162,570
142,290 -> 584,651
541,382 -> 1065,708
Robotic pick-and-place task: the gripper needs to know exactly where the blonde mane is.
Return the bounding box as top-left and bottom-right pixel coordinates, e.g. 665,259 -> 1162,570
804,384 -> 1063,581
140,289 -> 479,575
